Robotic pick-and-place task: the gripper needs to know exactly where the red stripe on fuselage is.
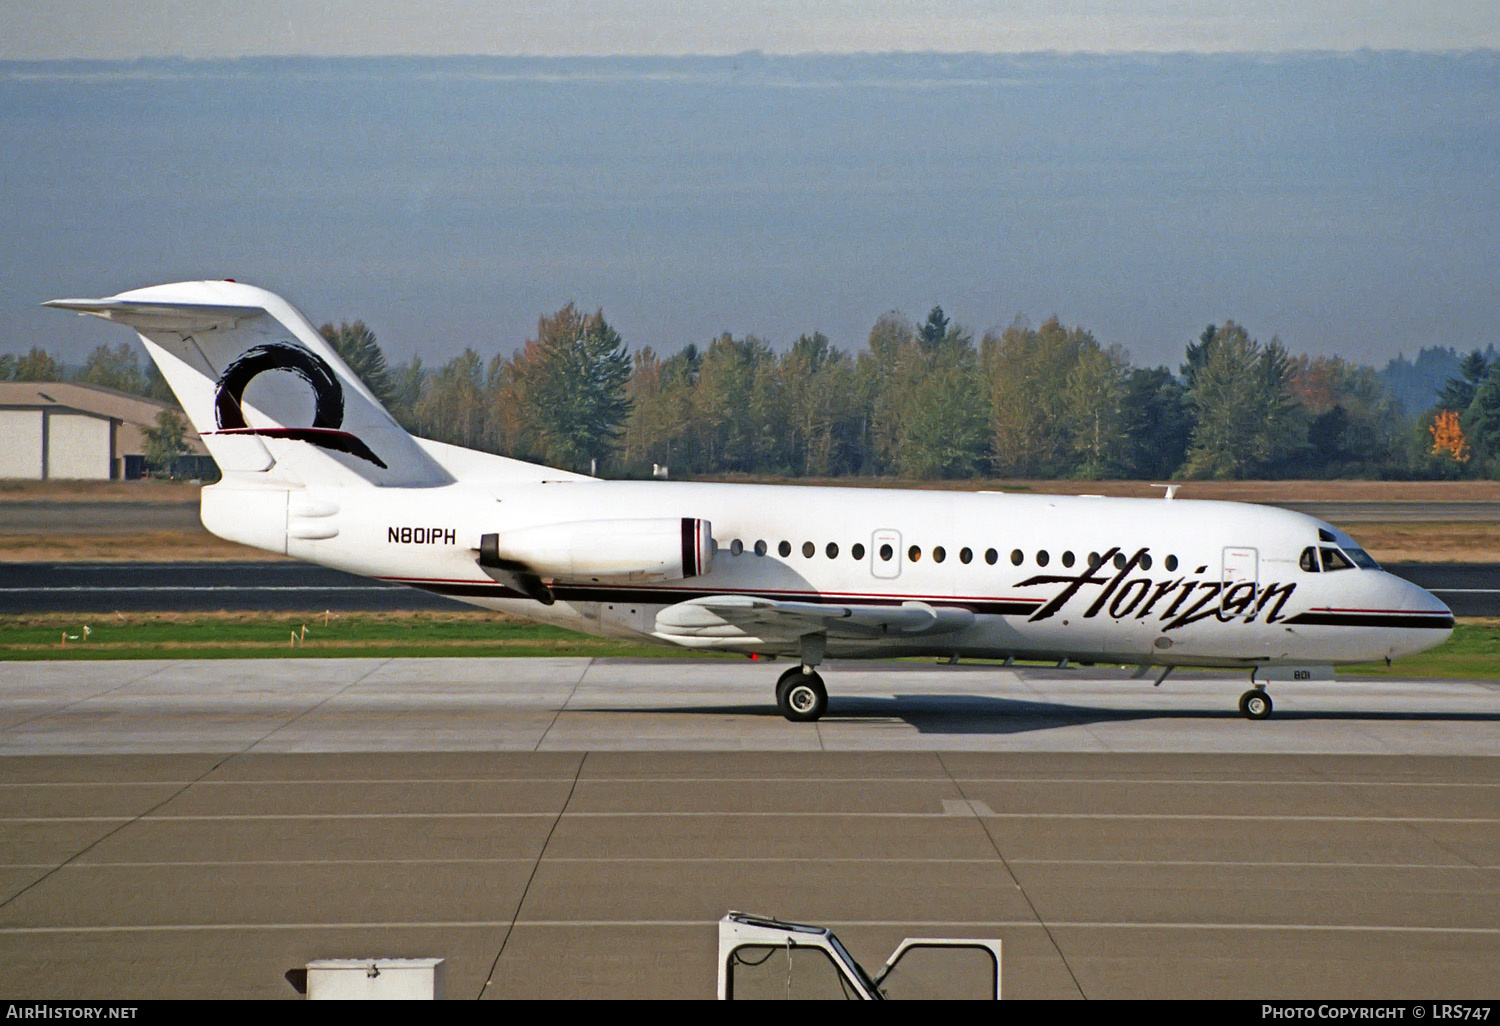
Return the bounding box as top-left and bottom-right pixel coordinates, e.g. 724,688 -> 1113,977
377,575 -> 1045,606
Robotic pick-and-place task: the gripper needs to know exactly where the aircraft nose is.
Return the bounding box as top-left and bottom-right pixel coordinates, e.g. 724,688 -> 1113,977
1383,572 -> 1454,656
1392,571 -> 1452,617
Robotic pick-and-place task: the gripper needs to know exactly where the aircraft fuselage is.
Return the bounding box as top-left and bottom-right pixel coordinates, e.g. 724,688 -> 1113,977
210,479 -> 1453,670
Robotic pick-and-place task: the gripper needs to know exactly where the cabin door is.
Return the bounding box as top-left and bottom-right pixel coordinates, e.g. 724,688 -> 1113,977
871,529 -> 903,579
1220,546 -> 1259,615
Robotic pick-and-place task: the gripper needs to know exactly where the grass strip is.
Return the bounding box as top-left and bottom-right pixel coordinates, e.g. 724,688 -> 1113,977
0,611 -> 701,661
1,610 -> 1495,677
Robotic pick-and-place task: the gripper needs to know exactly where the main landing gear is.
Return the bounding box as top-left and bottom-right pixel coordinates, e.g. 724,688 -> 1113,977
776,666 -> 828,722
1238,686 -> 1273,721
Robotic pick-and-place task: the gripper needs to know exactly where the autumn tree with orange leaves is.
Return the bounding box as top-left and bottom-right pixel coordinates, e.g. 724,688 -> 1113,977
1429,410 -> 1470,462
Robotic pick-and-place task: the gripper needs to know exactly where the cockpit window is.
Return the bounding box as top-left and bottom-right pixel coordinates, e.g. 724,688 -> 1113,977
1320,547 -> 1354,572
1305,542 -> 1378,572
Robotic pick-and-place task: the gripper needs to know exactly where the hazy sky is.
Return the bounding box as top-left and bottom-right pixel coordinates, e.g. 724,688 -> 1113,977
1,2 -> 1498,59
5,52 -> 1495,375
3,1 -> 1497,373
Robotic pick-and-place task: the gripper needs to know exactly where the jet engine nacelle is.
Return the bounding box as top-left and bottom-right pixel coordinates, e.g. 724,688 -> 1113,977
488,517 -> 713,582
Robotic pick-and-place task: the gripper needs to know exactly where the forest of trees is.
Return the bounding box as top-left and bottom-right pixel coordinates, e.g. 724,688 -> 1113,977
8,307 -> 1499,481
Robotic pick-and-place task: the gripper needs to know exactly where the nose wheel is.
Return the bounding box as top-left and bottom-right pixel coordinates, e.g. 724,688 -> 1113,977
776,667 -> 828,722
1239,687 -> 1273,720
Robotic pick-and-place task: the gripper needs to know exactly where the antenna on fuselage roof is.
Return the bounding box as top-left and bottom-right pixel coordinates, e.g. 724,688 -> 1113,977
1150,484 -> 1180,501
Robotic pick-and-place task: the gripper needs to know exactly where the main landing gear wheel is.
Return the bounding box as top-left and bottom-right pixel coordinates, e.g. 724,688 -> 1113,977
775,667 -> 798,706
776,668 -> 828,723
1239,688 -> 1273,720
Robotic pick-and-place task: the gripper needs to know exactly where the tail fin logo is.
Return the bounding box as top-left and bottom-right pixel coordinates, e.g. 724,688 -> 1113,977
215,342 -> 343,430
211,342 -> 388,468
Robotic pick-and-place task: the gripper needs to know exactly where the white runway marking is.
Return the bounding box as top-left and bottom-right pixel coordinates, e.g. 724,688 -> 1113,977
0,585 -> 391,592
6,811 -> 1498,823
942,798 -> 999,816
6,776 -> 1500,787
4,857 -> 1493,870
1,920 -> 1496,936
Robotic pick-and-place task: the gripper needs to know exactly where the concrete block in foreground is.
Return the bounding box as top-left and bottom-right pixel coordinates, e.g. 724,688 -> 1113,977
305,958 -> 445,1000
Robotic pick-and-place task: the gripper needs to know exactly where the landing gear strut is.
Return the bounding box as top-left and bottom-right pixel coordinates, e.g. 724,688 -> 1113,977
1238,686 -> 1273,721
776,666 -> 828,722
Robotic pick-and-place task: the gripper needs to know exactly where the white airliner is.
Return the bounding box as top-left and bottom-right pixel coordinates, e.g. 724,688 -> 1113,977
48,281 -> 1454,721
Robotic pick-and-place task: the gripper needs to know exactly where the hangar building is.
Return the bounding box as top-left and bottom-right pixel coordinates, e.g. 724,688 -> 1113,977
0,382 -> 214,481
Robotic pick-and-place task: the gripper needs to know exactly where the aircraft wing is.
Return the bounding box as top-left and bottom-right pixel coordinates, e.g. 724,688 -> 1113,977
655,595 -> 974,641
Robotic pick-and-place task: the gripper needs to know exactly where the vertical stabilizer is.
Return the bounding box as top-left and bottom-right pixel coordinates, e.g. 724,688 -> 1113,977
47,281 -> 450,488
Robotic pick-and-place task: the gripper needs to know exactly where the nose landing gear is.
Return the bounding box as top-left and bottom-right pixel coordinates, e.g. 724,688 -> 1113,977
1238,686 -> 1273,720
776,666 -> 828,722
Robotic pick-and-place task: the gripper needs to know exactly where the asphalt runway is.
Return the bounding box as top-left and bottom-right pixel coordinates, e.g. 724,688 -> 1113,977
0,501 -> 201,534
0,561 -> 465,613
3,560 -> 1495,615
0,658 -> 1496,999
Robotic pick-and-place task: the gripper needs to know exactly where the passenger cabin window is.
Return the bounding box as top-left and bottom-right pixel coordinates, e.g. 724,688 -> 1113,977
852,543 -> 866,560
754,540 -> 767,556
959,547 -> 973,564
933,546 -> 946,563
802,541 -> 815,558
729,539 -> 743,556
1320,547 -> 1355,572
778,541 -> 791,557
1061,551 -> 1075,567
880,544 -> 894,561
1036,550 -> 1049,567
985,549 -> 998,565
1010,549 -> 1023,566
908,545 -> 922,562
826,542 -> 839,559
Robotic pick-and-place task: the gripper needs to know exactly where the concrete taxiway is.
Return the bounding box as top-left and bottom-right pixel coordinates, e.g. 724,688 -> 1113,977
2,658 -> 1498,755
0,658 -> 1497,1000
